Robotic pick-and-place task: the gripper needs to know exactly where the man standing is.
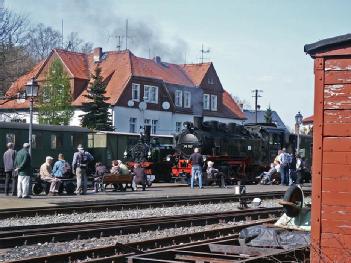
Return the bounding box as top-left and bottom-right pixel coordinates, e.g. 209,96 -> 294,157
14,143 -> 32,198
189,148 -> 203,189
3,142 -> 16,196
279,148 -> 289,186
72,144 -> 93,195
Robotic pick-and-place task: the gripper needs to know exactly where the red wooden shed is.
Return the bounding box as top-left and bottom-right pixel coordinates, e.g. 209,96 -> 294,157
305,34 -> 351,263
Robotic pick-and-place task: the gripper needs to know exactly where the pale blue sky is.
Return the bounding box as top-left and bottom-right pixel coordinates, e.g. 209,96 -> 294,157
6,0 -> 351,128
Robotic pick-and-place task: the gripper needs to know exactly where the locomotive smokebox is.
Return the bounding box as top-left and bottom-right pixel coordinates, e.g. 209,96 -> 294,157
193,116 -> 203,129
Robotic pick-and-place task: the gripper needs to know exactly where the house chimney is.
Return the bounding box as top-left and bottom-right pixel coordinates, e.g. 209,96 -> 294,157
154,56 -> 161,64
93,47 -> 102,63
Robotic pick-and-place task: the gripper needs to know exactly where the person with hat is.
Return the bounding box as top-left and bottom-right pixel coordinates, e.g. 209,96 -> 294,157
40,156 -> 61,195
14,143 -> 32,198
3,142 -> 17,196
72,144 -> 94,195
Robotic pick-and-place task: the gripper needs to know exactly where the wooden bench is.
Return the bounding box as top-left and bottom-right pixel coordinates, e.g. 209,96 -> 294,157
102,173 -> 133,191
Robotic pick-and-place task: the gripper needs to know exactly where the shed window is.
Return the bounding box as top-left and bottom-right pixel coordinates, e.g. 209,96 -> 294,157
6,133 -> 15,145
132,83 -> 140,101
184,91 -> 191,108
51,134 -> 63,149
175,90 -> 183,107
203,94 -> 210,110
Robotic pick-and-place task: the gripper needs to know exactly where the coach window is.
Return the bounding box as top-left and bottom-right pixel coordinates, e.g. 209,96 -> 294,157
31,133 -> 42,149
71,134 -> 83,147
51,134 -> 63,149
6,133 -> 15,145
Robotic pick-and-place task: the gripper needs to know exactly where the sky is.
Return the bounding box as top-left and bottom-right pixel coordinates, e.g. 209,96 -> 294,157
5,0 -> 351,129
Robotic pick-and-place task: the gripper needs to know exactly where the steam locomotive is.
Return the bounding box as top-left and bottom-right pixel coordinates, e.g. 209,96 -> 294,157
171,117 -> 312,184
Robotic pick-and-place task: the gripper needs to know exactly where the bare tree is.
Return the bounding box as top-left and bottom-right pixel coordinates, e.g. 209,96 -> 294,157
26,23 -> 62,61
0,7 -> 33,95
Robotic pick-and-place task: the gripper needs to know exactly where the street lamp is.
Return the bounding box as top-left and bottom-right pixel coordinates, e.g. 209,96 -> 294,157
295,111 -> 303,155
25,78 -> 39,156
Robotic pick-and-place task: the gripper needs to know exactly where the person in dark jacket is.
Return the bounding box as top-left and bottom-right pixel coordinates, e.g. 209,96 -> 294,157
14,143 -> 32,198
3,142 -> 17,196
189,148 -> 203,189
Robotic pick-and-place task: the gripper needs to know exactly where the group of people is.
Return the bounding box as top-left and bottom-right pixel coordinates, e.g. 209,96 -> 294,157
258,148 -> 305,186
94,160 -> 147,192
3,142 -> 148,198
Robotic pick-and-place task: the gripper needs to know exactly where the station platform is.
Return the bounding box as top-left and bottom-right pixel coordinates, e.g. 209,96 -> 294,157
0,183 -> 311,210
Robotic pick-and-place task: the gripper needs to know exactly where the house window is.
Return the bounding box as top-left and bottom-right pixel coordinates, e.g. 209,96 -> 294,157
129,117 -> 137,133
175,90 -> 183,107
144,119 -> 150,125
144,85 -> 158,103
208,77 -> 215,85
176,122 -> 182,133
203,94 -> 210,110
211,95 -> 218,111
132,83 -> 140,101
151,120 -> 158,134
184,91 -> 191,108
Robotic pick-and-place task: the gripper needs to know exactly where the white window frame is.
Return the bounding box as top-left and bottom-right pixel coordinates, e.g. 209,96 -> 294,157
132,83 -> 140,101
129,117 -> 137,133
211,94 -> 218,111
184,91 -> 191,108
144,119 -> 151,125
176,122 -> 182,133
203,94 -> 210,110
208,77 -> 215,85
175,90 -> 183,107
144,85 -> 158,103
151,119 -> 158,134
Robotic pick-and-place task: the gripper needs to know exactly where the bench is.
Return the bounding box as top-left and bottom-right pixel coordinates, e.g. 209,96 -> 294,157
102,173 -> 133,191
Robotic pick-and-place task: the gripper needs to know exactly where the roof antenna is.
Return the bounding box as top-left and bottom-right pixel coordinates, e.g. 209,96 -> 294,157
200,44 -> 210,64
61,19 -> 64,49
125,19 -> 128,50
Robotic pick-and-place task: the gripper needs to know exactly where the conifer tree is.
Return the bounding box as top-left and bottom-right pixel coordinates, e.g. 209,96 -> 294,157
38,59 -> 73,125
80,66 -> 113,131
264,105 -> 273,123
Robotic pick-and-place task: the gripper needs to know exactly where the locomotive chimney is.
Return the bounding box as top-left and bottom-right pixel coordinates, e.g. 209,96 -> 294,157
193,116 -> 203,129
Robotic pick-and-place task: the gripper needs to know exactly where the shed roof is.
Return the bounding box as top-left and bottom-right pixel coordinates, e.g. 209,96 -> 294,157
304,33 -> 351,54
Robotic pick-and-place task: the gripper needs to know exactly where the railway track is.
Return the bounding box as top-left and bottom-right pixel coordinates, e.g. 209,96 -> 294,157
4,216 -> 280,263
0,207 -> 282,249
0,190 -> 311,218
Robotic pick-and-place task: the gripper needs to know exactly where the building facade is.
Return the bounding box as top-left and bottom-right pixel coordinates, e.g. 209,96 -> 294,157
0,48 -> 245,135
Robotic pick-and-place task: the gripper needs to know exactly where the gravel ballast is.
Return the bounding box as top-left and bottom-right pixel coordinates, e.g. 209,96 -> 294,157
0,220 -> 250,262
0,199 -> 293,228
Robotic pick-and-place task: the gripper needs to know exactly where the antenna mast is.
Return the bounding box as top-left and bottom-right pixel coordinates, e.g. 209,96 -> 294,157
61,19 -> 64,48
125,19 -> 128,50
251,89 -> 263,124
200,44 -> 210,64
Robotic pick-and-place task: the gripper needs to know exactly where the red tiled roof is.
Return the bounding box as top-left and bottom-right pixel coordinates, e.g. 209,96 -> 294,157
302,115 -> 313,124
222,90 -> 246,120
1,49 -> 245,120
54,49 -> 89,79
182,63 -> 211,86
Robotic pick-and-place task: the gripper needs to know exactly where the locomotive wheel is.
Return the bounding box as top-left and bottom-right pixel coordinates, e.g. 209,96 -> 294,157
32,183 -> 43,195
281,185 -> 303,217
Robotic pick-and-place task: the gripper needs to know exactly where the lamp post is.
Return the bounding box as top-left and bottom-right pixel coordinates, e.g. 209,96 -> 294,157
25,78 -> 39,156
295,111 -> 303,155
